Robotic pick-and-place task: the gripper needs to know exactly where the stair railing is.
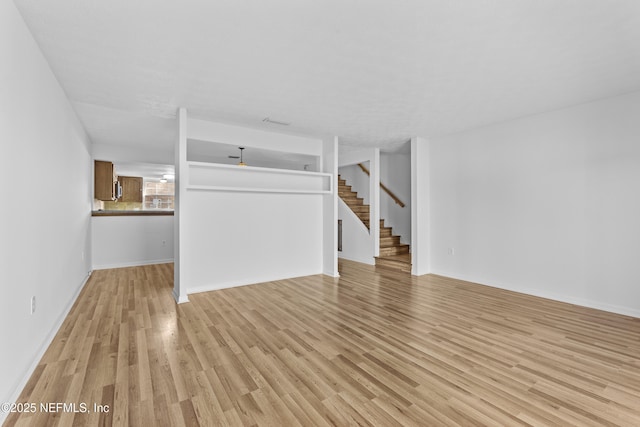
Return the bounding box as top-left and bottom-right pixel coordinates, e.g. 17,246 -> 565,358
357,163 -> 405,208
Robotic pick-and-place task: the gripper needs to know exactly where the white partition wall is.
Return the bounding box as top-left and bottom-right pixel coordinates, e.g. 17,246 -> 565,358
322,136 -> 339,277
173,108 -> 189,303
370,150 -> 380,257
184,191 -> 324,293
175,112 -> 337,296
338,198 -> 374,264
188,162 -> 331,193
411,136 -> 430,275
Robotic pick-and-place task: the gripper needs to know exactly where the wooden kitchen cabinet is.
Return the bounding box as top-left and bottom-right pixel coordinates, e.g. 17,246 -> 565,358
94,160 -> 117,201
119,176 -> 143,202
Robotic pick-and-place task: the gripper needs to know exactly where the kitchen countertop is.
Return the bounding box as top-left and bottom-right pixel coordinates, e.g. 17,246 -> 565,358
92,210 -> 174,217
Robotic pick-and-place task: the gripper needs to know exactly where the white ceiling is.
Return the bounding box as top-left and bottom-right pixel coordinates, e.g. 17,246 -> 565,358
115,161 -> 174,181
188,139 -> 319,171
14,0 -> 640,152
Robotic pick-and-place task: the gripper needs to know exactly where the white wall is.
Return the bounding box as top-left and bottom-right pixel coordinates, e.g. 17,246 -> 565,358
322,136 -> 339,277
174,108 -> 188,302
92,216 -> 174,269
189,119 -> 323,157
338,199 -> 375,264
92,141 -> 174,165
184,192 -> 323,293
181,117 -> 328,294
0,0 -> 92,416
339,163 -> 370,204
411,137 -> 430,275
380,152 -> 411,244
428,91 -> 640,317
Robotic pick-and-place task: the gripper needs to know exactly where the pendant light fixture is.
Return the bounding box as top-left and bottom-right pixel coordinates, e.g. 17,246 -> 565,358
237,147 -> 246,166
228,147 -> 247,166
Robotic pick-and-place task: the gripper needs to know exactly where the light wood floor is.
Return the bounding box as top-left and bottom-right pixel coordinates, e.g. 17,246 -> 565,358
5,260 -> 640,426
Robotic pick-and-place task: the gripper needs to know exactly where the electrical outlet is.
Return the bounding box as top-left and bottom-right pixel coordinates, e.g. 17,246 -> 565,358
31,296 -> 36,314
448,247 -> 455,256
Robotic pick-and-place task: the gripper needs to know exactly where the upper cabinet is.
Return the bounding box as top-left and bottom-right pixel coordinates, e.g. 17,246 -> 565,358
94,160 -> 117,201
119,176 -> 143,202
93,160 -> 175,211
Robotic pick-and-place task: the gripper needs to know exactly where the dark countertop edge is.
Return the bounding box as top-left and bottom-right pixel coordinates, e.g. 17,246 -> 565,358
92,210 -> 174,217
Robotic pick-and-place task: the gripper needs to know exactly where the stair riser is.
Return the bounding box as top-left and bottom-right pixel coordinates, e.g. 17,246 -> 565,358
375,260 -> 412,273
380,236 -> 400,246
340,178 -> 408,251
380,228 -> 392,237
379,246 -> 409,256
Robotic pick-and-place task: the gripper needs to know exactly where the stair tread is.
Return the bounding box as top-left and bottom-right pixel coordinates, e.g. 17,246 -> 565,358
341,178 -> 410,258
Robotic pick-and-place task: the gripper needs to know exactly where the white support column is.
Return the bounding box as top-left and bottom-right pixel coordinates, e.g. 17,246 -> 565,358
411,136 -> 430,275
371,149 -> 380,257
173,108 -> 189,303
322,136 -> 339,277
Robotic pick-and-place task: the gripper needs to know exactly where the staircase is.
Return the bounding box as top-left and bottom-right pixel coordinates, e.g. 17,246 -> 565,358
338,176 -> 411,272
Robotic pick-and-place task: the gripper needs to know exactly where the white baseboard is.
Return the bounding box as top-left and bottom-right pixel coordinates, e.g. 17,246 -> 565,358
338,253 -> 375,265
1,271 -> 92,426
188,270 -> 324,296
92,258 -> 174,270
172,288 -> 189,304
430,270 -> 640,319
323,269 -> 340,278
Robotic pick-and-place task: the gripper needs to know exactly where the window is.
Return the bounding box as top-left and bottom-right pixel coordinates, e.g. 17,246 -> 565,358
144,180 -> 175,210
